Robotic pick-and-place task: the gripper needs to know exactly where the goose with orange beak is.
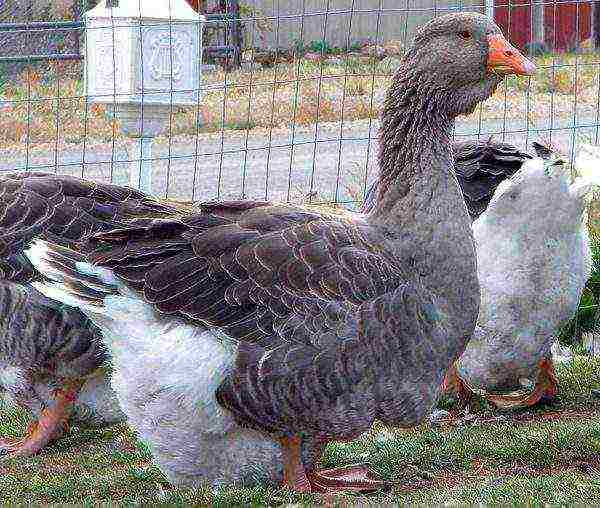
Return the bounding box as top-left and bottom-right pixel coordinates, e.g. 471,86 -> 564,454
8,13 -> 537,494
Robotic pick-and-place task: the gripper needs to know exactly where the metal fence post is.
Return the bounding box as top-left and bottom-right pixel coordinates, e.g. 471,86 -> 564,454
131,137 -> 153,192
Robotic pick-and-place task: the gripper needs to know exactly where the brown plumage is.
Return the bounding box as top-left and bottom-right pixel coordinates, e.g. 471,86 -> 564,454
3,13 -> 534,491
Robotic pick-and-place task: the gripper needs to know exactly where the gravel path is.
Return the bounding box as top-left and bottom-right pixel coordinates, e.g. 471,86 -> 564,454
0,113 -> 598,206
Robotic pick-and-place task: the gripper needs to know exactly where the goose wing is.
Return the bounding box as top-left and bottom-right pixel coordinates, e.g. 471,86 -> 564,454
87,202 -> 416,340
454,139 -> 531,219
0,172 -> 182,276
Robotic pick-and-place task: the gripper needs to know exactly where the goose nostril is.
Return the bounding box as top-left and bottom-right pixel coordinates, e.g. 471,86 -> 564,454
504,50 -> 514,57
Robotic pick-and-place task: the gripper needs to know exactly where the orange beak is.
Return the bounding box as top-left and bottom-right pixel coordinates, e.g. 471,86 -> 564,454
486,34 -> 536,76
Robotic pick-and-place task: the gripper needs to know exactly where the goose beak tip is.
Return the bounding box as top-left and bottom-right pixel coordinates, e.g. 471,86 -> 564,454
486,34 -> 537,76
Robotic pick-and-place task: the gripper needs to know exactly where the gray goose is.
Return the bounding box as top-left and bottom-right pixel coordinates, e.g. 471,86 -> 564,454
0,183 -> 181,459
0,273 -> 122,458
4,13 -> 533,492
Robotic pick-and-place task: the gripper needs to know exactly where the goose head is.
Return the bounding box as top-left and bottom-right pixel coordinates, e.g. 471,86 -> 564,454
374,13 -> 536,218
392,12 -> 536,118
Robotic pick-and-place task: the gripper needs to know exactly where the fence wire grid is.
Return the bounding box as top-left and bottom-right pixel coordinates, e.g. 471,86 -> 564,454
0,0 -> 598,209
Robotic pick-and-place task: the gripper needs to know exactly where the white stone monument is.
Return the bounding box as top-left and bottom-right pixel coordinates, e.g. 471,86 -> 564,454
85,0 -> 204,193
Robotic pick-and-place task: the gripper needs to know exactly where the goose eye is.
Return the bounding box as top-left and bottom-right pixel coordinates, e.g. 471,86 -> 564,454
458,31 -> 471,40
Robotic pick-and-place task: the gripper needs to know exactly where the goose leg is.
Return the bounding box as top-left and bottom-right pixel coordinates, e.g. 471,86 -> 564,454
484,358 -> 558,410
441,363 -> 474,407
0,380 -> 80,459
278,436 -> 312,493
278,436 -> 389,493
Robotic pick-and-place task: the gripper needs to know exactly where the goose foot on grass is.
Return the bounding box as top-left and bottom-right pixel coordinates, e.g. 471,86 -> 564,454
307,464 -> 388,493
0,379 -> 81,459
279,436 -> 391,493
484,358 -> 558,410
443,357 -> 558,411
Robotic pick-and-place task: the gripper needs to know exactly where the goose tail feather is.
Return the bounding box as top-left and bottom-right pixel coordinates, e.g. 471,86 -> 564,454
24,239 -> 120,315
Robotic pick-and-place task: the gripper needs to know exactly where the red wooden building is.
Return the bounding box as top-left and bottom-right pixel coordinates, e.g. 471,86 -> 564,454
493,0 -> 594,51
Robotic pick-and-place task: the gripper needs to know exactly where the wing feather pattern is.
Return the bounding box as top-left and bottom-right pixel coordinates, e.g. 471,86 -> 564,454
85,202 -> 449,434
0,172 -> 183,282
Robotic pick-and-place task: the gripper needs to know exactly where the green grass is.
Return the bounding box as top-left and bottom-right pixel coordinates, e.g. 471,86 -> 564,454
1,355 -> 600,504
559,231 -> 600,347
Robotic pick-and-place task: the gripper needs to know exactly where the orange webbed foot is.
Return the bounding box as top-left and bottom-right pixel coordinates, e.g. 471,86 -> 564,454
307,463 -> 390,493
0,381 -> 80,460
484,358 -> 558,410
278,436 -> 391,493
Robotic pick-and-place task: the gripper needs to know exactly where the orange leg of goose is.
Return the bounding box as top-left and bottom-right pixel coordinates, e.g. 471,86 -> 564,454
279,436 -> 312,493
441,363 -> 475,407
484,358 -> 558,410
278,436 -> 389,493
0,381 -> 80,459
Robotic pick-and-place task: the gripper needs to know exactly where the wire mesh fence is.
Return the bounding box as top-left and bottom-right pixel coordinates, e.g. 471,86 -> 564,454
0,0 -> 598,209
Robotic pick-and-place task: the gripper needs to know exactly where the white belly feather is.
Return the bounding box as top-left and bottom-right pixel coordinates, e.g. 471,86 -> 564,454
25,241 -> 282,488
